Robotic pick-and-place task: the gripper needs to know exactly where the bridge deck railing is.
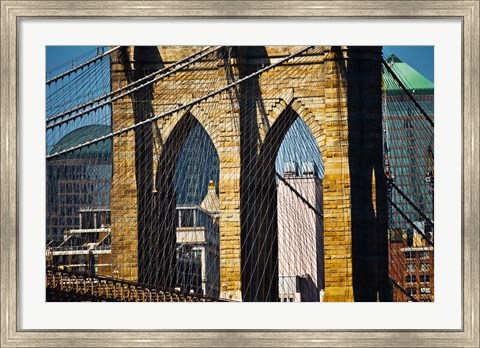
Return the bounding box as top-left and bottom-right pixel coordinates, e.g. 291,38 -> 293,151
46,267 -> 220,302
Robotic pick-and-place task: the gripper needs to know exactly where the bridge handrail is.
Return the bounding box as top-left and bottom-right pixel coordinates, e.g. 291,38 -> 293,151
46,267 -> 222,302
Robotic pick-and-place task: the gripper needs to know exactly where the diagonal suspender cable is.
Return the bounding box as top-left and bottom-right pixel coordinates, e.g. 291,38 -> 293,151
47,46 -> 315,160
382,54 -> 435,301
390,181 -> 433,226
46,46 -> 223,130
46,46 -> 219,125
275,172 -> 323,219
46,46 -> 121,85
381,58 -> 434,127
389,198 -> 434,247
390,278 -> 418,302
47,46 -> 327,301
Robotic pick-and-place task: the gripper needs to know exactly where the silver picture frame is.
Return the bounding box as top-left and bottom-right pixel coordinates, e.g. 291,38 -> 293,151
1,1 -> 478,347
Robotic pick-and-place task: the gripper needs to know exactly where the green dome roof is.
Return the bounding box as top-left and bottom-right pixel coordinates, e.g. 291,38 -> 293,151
49,124 -> 111,157
385,54 -> 433,94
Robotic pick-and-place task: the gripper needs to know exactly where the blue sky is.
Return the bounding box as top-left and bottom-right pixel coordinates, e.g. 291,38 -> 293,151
383,46 -> 434,82
46,46 -> 434,82
46,46 -> 105,79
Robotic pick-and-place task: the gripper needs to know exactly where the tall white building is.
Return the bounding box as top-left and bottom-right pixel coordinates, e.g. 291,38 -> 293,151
277,161 -> 324,302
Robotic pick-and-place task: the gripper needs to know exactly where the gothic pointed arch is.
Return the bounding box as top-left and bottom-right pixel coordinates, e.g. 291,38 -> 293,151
138,111 -> 219,287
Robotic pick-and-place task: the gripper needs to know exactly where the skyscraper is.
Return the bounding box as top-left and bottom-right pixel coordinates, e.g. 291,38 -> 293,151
384,54 -> 434,232
46,124 -> 112,243
277,161 -> 324,302
383,54 -> 434,301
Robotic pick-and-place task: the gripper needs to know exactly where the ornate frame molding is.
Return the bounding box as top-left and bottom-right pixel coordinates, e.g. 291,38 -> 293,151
1,1 -> 478,347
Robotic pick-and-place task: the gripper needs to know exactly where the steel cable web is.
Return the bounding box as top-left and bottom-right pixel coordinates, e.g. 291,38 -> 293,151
381,51 -> 434,302
46,46 -> 432,302
117,45 -> 323,300
240,50 -> 329,302
49,45 -> 336,302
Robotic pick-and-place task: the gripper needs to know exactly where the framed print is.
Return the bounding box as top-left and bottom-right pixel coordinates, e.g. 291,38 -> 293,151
1,1 -> 479,347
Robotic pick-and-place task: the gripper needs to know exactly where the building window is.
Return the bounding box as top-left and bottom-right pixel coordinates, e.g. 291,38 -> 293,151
419,251 -> 430,259
406,263 -> 416,272
181,210 -> 196,227
390,228 -> 403,242
406,287 -> 416,296
420,287 -> 431,294
420,274 -> 430,283
406,275 -> 416,283
405,251 -> 416,259
190,249 -> 202,260
420,263 -> 430,271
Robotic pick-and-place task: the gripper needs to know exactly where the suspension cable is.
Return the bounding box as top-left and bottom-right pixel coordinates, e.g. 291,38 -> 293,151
389,180 -> 433,226
46,46 -> 219,125
275,172 -> 323,219
390,278 -> 418,302
381,58 -> 434,127
46,46 -> 222,130
46,46 -> 121,85
47,46 -> 315,159
389,198 -> 433,247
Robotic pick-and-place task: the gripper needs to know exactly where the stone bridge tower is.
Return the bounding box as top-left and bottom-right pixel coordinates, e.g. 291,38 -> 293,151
108,46 -> 390,302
